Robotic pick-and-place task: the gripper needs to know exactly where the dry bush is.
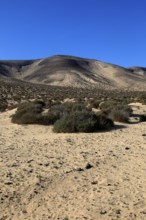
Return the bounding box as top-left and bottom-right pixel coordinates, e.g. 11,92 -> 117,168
53,111 -> 114,133
109,109 -> 130,123
11,101 -> 44,124
99,101 -> 132,123
0,101 -> 8,112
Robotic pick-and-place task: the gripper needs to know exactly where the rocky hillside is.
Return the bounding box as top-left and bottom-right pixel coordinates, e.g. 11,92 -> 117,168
0,55 -> 146,89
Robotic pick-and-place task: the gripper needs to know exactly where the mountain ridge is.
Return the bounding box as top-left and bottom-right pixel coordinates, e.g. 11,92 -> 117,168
0,55 -> 146,90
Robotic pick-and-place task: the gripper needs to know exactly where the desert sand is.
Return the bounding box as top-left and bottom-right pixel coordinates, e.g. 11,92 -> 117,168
0,104 -> 146,220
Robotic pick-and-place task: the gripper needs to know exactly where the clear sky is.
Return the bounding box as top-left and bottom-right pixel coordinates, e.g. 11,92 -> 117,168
0,0 -> 146,67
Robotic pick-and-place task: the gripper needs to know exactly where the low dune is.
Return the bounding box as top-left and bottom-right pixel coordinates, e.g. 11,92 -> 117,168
0,104 -> 146,219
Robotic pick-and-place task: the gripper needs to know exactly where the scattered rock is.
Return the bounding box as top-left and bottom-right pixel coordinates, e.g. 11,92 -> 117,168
5,182 -> 13,185
27,159 -> 34,163
75,167 -> 84,172
85,163 -> 93,169
11,163 -> 18,167
100,210 -> 107,215
115,209 -> 121,214
91,180 -> 98,185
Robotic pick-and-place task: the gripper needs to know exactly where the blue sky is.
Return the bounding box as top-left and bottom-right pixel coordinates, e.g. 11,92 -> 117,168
0,0 -> 146,67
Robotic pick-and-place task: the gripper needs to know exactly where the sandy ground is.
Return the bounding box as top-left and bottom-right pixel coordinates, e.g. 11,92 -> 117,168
0,105 -> 146,220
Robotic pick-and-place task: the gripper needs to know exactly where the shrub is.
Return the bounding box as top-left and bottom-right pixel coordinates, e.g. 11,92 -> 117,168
98,114 -> 114,129
11,100 -> 60,125
88,99 -> 101,109
16,101 -> 43,113
49,102 -> 90,118
36,113 -> 60,125
99,101 -> 116,112
99,101 -> 132,123
139,114 -> 146,122
71,102 -> 90,112
12,112 -> 37,124
0,101 -> 8,112
49,104 -> 65,120
11,101 -> 43,124
53,111 -> 114,133
33,99 -> 46,107
109,109 -> 130,123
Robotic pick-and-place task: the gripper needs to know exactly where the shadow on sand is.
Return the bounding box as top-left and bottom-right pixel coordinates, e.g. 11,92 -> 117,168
113,124 -> 127,130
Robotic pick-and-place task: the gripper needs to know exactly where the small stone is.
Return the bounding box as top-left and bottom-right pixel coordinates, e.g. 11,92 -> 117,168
5,182 -> 13,185
125,147 -> 130,150
85,163 -> 93,169
100,210 -> 107,215
91,180 -> 98,185
116,209 -> 121,214
11,163 -> 18,167
53,165 -> 59,169
75,167 -> 84,172
22,209 -> 27,214
34,190 -> 38,194
27,159 -> 34,163
44,163 -> 49,167
142,134 -> 146,136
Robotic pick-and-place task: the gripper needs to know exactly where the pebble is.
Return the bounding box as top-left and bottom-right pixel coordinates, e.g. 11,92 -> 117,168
115,209 -> 121,214
91,180 -> 98,185
85,163 -> 93,169
100,210 -> 107,215
75,167 -> 84,172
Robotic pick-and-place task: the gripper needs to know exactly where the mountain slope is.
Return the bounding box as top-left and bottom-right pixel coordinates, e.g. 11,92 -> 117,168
0,55 -> 146,89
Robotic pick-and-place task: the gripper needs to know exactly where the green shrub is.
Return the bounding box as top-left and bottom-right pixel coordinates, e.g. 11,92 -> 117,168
99,101 -> 116,112
11,101 -> 43,124
88,99 -> 101,109
36,113 -> 60,125
33,99 -> 46,107
53,111 -> 114,133
98,114 -> 114,129
139,114 -> 146,122
0,101 -> 8,112
99,101 -> 132,116
11,100 -> 60,125
109,109 -> 130,123
49,104 -> 65,120
49,102 -> 90,118
16,101 -> 43,113
71,102 -> 90,111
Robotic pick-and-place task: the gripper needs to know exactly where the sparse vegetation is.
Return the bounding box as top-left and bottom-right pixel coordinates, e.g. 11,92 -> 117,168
87,99 -> 101,109
53,111 -> 114,133
0,99 -> 8,112
99,101 -> 132,123
49,102 -> 90,119
11,99 -> 114,133
100,101 -> 132,114
1,77 -> 146,112
11,101 -> 44,124
1,75 -> 146,130
11,101 -> 58,125
108,109 -> 130,123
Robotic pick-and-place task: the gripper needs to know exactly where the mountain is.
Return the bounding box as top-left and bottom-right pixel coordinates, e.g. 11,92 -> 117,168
0,55 -> 146,90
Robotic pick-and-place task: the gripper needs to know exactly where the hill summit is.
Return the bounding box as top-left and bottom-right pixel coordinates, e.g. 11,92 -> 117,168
0,55 -> 146,90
